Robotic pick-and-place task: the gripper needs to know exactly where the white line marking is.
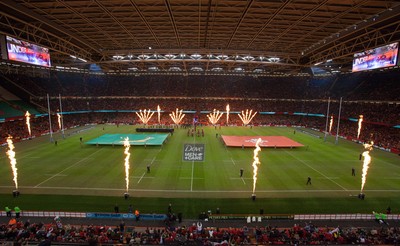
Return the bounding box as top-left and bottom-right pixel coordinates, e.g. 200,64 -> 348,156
137,172 -> 146,184
44,174 -> 67,177
241,177 -> 246,184
34,148 -> 103,187
3,186 -> 400,193
190,160 -> 194,191
285,151 -> 349,191
230,178 -> 252,180
231,158 -> 236,166
315,177 -> 339,179
180,177 -> 204,180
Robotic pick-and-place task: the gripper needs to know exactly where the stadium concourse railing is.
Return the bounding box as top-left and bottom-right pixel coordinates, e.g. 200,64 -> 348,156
2,211 -> 399,221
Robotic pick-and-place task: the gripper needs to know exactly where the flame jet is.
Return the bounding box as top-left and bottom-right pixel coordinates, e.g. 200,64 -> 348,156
329,115 -> 333,133
169,108 -> 185,125
57,113 -> 62,130
207,109 -> 224,125
252,138 -> 262,195
157,105 -> 161,124
6,136 -> 18,190
357,115 -> 363,139
360,141 -> 373,193
123,137 -> 131,193
25,111 -> 31,136
226,104 -> 230,125
238,109 -> 257,126
136,109 -> 155,125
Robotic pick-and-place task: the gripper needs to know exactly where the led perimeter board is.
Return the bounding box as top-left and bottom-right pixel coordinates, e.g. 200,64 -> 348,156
352,42 -> 398,72
6,36 -> 51,67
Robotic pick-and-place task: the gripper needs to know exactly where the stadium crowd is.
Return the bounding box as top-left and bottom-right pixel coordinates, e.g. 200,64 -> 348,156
4,69 -> 399,100
0,218 -> 399,245
0,218 -> 400,246
1,69 -> 399,151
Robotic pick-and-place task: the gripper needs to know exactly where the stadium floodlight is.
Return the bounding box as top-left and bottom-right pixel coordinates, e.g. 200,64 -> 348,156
138,54 -> 150,60
190,54 -> 202,59
70,55 -> 76,59
211,67 -> 223,72
165,54 -> 176,59
169,67 -> 181,71
243,55 -> 254,61
268,57 -> 280,62
112,55 -> 124,60
234,67 -> 244,72
148,66 -> 159,71
190,67 -> 203,71
78,58 -> 87,62
216,55 -> 228,60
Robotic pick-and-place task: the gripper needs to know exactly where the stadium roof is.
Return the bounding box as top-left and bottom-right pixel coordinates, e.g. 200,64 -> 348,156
0,0 -> 400,75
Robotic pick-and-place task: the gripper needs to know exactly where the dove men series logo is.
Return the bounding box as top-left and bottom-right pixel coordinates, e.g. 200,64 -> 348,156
183,143 -> 205,162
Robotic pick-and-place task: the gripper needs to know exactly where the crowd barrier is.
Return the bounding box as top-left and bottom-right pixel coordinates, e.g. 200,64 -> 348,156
0,211 -> 167,220
1,211 -> 398,221
0,211 -> 86,218
295,214 -> 400,220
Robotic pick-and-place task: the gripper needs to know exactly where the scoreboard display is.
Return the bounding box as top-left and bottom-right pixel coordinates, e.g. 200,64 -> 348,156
352,42 -> 398,72
6,36 -> 51,67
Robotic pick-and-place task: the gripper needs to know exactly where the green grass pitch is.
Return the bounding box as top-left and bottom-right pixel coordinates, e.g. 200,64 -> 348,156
1,125 -> 399,218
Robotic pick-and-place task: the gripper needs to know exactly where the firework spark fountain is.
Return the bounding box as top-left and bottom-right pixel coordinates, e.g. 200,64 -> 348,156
6,136 -> 18,190
25,111 -> 31,136
357,115 -> 363,139
360,141 -> 373,193
169,108 -> 185,125
157,105 -> 161,124
252,138 -> 262,195
226,104 -> 230,125
238,109 -> 257,126
329,115 -> 333,133
123,137 -> 131,193
136,109 -> 155,125
57,113 -> 62,130
207,109 -> 224,125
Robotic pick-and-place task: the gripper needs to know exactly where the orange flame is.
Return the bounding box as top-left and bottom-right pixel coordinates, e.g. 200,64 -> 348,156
123,137 -> 131,192
357,115 -> 363,139
360,141 -> 373,192
207,109 -> 224,125
57,113 -> 62,130
169,108 -> 185,125
157,105 -> 161,124
252,138 -> 262,194
238,109 -> 257,126
136,109 -> 155,124
226,104 -> 230,124
6,136 -> 18,190
25,111 -> 31,136
329,115 -> 333,133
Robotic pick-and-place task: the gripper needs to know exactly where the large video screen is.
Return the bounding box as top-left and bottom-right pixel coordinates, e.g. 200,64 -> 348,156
352,42 -> 398,72
6,36 -> 51,67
